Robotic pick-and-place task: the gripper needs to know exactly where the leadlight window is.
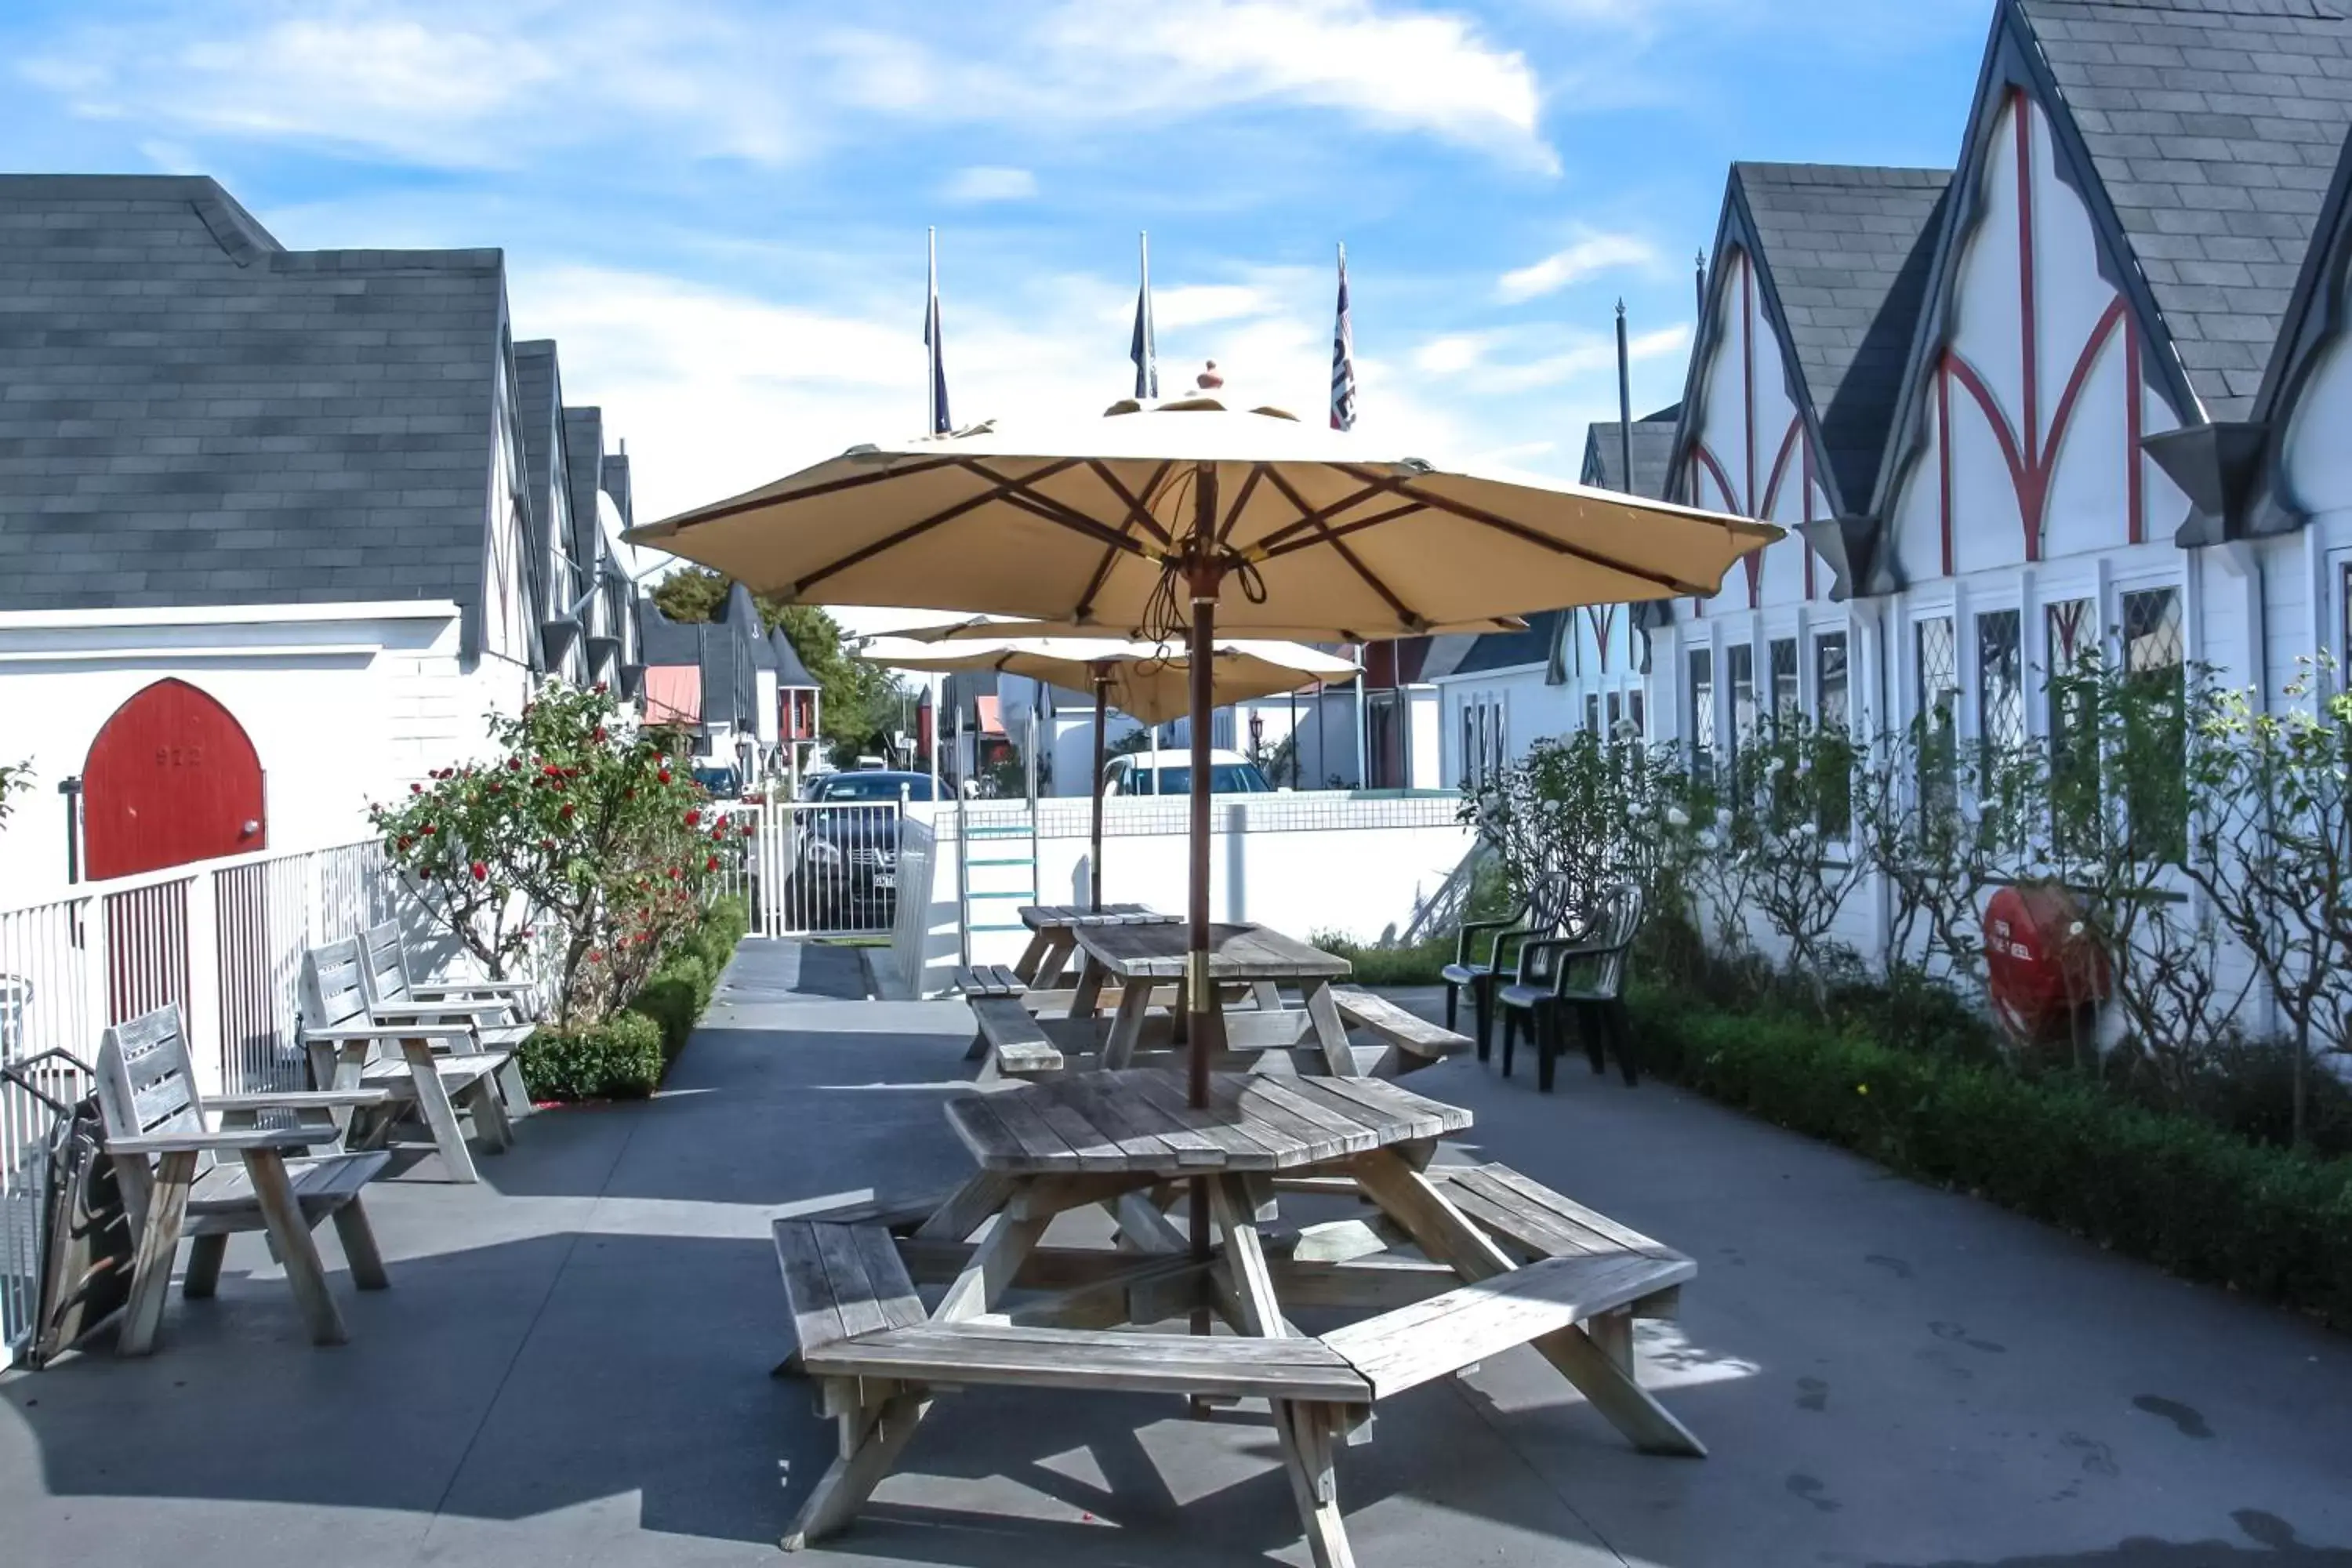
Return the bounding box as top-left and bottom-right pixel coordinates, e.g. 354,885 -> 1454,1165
1628,689 -> 1646,741
1586,695 -> 1602,736
1815,632 -> 1849,732
1916,616 -> 1958,807
1606,691 -> 1624,740
1727,642 -> 1756,779
2122,586 -> 2183,677
2121,586 -> 2187,859
1769,637 -> 1799,726
1689,649 -> 1715,784
1977,610 -> 2024,751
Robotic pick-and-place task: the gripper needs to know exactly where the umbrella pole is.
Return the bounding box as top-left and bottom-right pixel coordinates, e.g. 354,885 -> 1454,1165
1185,585 -> 1218,1314
1091,670 -> 1108,912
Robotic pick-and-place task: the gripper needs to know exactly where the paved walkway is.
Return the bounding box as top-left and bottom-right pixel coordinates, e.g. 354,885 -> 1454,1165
3,944 -> 2349,1566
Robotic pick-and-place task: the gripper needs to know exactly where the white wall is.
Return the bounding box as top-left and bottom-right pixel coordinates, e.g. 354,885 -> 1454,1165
0,603 -> 531,906
893,796 -> 1479,989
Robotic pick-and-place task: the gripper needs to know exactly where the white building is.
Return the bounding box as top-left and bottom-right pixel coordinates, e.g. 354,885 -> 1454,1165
0,176 -> 641,902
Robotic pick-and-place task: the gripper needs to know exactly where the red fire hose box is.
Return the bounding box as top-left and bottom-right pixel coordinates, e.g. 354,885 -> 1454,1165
1983,883 -> 2108,1041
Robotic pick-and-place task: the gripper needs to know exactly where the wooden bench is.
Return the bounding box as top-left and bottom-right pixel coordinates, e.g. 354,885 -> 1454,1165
96,1004 -> 395,1356
953,964 -> 1026,999
772,1217 -> 1372,1552
968,996 -> 1065,1080
300,935 -> 517,1185
1328,988 -> 1473,1078
361,921 -> 536,1119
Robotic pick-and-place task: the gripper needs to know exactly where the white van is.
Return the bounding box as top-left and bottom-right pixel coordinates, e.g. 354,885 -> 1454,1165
1102,749 -> 1274,796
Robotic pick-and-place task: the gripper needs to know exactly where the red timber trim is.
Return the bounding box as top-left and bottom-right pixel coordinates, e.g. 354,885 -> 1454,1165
2125,312 -> 2144,545
1691,442 -> 1742,511
1741,253 -> 1762,609
1802,440 -> 1817,600
1587,604 -> 1617,673
1937,363 -> 1955,577
1944,297 -> 2128,562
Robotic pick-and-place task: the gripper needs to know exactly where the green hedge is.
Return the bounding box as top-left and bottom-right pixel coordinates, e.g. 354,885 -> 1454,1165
520,1011 -> 665,1102
520,899 -> 750,1102
1629,988 -> 2352,1330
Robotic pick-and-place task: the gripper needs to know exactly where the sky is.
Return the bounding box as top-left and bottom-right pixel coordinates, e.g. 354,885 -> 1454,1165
6,0 -> 1995,624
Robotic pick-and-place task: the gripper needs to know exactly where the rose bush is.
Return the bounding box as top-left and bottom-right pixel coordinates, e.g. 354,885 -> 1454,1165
368,681 -> 744,1025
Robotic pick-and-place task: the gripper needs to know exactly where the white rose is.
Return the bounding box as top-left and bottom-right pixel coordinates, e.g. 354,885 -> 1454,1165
1697,829 -> 1719,851
1715,808 -> 1735,829
1665,806 -> 1691,829
1766,756 -> 1786,775
1798,822 -> 1820,838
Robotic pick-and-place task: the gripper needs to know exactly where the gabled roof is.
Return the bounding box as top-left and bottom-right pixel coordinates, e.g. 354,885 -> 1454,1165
0,176 -> 507,641
1579,404 -> 1680,496
1445,610 -> 1563,677
561,406 -> 608,581
1732,164 -> 1952,515
771,628 -> 818,688
2017,0 -> 2352,423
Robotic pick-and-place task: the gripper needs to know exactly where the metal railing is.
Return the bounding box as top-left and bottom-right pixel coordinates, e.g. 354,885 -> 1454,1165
724,799 -> 909,940
0,840 -> 394,1368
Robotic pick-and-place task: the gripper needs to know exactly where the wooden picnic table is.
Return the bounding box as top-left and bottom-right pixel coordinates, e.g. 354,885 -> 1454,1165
1066,920 -> 1361,1076
773,1067 -> 1702,1565
1012,902 -> 1181,990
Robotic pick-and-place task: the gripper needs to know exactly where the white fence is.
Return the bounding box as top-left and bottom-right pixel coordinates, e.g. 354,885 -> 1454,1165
717,799 -> 908,941
0,840 -> 394,1370
887,793 -> 1479,997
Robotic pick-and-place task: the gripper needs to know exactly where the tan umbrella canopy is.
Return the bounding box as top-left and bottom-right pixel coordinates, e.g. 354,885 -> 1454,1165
631,393 -> 1778,1121
862,634 -> 1354,910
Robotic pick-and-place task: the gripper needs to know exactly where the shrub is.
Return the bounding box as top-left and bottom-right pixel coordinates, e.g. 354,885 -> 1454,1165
630,955 -> 708,1058
1629,986 -> 2352,1329
520,1011 -> 665,1102
1309,933 -> 1451,987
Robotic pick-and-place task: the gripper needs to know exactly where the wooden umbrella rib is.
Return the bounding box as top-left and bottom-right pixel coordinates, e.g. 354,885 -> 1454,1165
793,459 -> 1082,596
1336,465 -> 1715,597
1254,498 -> 1425,561
960,458 -> 1164,556
1085,460 -> 1177,549
1243,477 -> 1392,555
1214,463 -> 1267,546
1257,464 -> 1425,629
649,456 -> 960,535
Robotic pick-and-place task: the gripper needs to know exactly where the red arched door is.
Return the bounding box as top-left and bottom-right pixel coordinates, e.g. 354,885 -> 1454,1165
83,679 -> 267,880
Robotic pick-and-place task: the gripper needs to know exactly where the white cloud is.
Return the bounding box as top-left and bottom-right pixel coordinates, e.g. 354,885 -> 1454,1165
1413,332 -> 1495,375
1465,321 -> 1689,394
21,0 -> 1553,171
1496,232 -> 1657,303
1151,283 -> 1278,331
940,165 -> 1039,204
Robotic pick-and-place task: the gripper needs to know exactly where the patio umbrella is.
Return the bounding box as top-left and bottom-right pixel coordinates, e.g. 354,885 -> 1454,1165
861,634 -> 1356,909
630,389 -> 1780,1113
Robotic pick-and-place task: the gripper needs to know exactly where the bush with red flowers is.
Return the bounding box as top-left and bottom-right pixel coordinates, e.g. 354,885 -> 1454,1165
368,681 -> 730,1025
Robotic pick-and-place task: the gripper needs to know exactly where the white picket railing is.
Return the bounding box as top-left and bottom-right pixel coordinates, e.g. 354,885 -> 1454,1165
0,839 -> 394,1369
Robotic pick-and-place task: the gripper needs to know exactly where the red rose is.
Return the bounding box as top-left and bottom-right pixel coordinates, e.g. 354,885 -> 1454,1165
668,866 -> 681,880
684,810 -> 701,827
706,855 -> 720,871
396,835 -> 412,851
657,769 -> 671,784
587,949 -> 604,964
593,681 -> 608,695
470,861 -> 488,882
423,824 -> 437,835
543,764 -> 561,777
508,758 -> 522,772
560,803 -> 575,820
741,820 -> 755,836
410,782 -> 423,794
593,727 -> 608,742
488,782 -> 500,794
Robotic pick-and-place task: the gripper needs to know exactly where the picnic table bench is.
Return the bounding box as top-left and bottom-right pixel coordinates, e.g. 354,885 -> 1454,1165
954,964 -> 1065,1080
771,1068 -> 1700,1564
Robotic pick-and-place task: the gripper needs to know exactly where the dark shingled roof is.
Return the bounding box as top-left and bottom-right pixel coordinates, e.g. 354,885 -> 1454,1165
1448,609 -> 1563,676
1733,162 -> 1952,514
561,406 -> 608,581
1580,404 -> 1680,497
0,176 -> 506,625
770,628 -> 816,689
2015,0 -> 2352,421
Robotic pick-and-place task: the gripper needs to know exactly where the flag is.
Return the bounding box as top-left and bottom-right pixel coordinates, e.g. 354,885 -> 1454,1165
924,227 -> 951,435
1330,241 -> 1356,432
1130,231 -> 1158,401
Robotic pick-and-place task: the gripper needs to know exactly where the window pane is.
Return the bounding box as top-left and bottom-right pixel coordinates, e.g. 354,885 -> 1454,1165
1628,689 -> 1646,739
1977,609 -> 2024,750
1727,643 -> 1755,779
2119,587 -> 2187,859
1585,695 -> 1601,735
1769,637 -> 1798,723
2122,587 -> 2183,676
1815,632 -> 1849,732
1916,616 -> 1958,804
1688,650 -> 1715,782
1606,691 -> 1624,739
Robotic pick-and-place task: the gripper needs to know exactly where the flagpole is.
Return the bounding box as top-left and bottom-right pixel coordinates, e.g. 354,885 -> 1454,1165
926,227 -> 940,434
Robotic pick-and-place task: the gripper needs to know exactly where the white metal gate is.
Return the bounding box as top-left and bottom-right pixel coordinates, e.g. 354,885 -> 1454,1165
737,799 -> 906,939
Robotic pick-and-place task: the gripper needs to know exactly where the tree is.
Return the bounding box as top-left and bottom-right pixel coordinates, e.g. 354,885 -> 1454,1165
0,759 -> 30,833
368,682 -> 735,1024
650,565 -> 902,767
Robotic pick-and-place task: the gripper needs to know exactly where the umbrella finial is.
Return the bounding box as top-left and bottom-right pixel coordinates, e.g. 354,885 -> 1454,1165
1196,360 -> 1224,390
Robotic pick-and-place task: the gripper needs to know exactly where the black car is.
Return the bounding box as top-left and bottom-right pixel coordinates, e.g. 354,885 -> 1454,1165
793,771 -> 936,929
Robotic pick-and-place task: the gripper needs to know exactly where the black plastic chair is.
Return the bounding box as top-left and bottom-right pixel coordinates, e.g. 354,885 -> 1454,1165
1498,882 -> 1644,1092
1440,872 -> 1571,1062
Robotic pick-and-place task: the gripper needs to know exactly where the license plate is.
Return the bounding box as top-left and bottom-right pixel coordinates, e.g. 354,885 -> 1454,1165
872,872 -> 896,890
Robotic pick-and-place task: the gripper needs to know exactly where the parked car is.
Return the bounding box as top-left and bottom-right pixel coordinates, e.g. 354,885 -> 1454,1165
792,771 -> 937,928
692,764 -> 742,799
1102,749 -> 1273,796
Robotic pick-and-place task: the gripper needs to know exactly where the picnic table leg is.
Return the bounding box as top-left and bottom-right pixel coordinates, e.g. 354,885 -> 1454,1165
1033,931 -> 1077,991
1302,980 -> 1360,1077
1208,1176 -> 1359,1568
781,1388 -> 933,1552
1101,981 -> 1154,1069
243,1146 -> 349,1346
1011,927 -> 1056,985
1349,1151 -> 1705,1458
118,1149 -> 197,1357
401,1036 -> 481,1184
1066,953 -> 1107,1020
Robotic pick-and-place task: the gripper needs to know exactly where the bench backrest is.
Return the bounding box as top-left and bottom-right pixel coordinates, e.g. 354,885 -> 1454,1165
1573,882 -> 1644,998
359,920 -> 415,1009
94,1004 -> 212,1187
299,937 -> 374,1033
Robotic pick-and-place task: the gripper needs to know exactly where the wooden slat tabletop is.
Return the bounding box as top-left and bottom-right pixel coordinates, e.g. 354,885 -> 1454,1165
1071,920 -> 1352,982
1018,903 -> 1182,933
946,1069 -> 1470,1174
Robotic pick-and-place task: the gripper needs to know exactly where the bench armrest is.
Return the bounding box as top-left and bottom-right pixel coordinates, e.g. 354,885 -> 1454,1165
211,1088 -> 393,1113
304,1022 -> 476,1046
412,978 -> 535,996
1515,934 -> 1628,990
365,999 -> 503,1021
1452,915 -> 1525,968
107,1125 -> 322,1156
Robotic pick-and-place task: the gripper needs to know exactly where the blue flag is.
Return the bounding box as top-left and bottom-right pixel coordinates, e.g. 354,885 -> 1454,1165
924,230 -> 951,435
